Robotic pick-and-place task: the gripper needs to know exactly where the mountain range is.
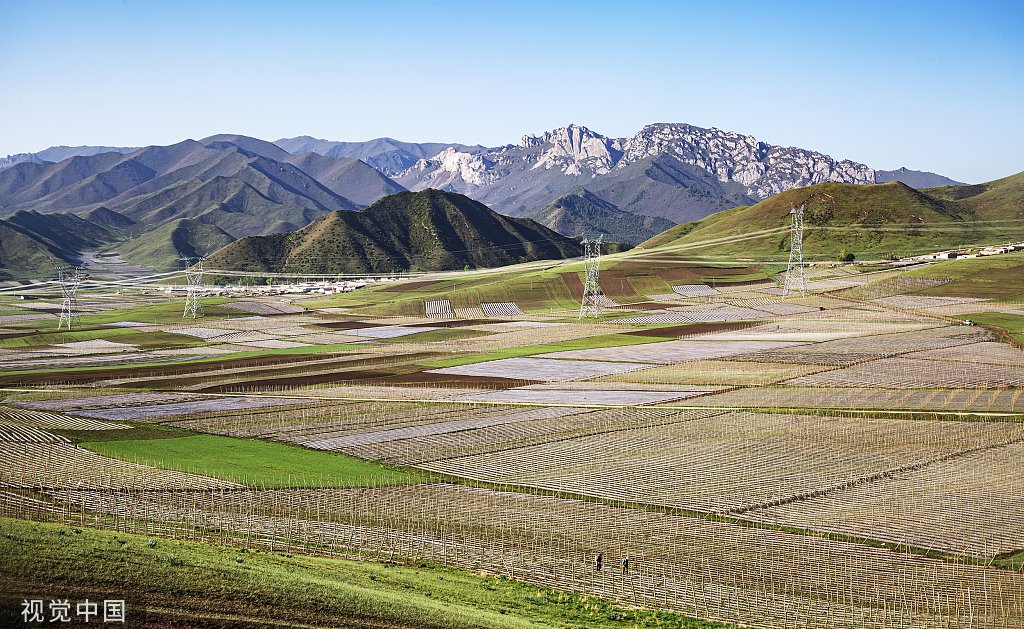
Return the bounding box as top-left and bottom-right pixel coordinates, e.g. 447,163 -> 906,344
0,124 -> 970,277
300,123 -> 962,223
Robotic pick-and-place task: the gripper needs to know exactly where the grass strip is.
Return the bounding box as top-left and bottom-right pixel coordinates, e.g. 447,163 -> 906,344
80,434 -> 424,488
0,517 -> 728,629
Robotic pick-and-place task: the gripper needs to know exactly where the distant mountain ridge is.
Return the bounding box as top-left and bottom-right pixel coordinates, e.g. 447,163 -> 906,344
0,145 -> 140,171
275,123 -> 964,230
273,136 -> 486,176
0,135 -> 407,274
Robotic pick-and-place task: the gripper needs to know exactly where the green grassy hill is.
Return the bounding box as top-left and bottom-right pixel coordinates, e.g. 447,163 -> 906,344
207,189 -> 585,274
0,221 -> 57,279
639,180 -> 1013,259
922,169 -> 1024,223
0,517 -> 723,629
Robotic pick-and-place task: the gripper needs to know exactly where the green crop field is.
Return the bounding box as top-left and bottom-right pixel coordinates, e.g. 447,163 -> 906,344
82,432 -> 423,488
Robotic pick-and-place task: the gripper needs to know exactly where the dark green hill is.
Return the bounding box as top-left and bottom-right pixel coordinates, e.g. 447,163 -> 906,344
922,170 -> 1024,223
638,181 -> 1007,259
2,209 -> 128,258
527,187 -> 675,245
119,218 -> 236,271
207,189 -> 583,274
0,221 -> 58,279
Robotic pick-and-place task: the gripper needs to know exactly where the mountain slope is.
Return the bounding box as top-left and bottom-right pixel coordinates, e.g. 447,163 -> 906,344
207,189 -> 583,274
527,187 -> 675,245
0,221 -> 61,279
281,152 -> 405,206
118,218 -> 236,271
922,170 -> 1024,223
3,209 -> 123,254
638,181 -> 995,258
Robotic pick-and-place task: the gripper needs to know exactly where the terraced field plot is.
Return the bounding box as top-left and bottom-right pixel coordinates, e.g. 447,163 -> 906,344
418,412 -> 1024,514
535,339 -> 804,364
0,442 -> 241,489
0,406 -> 129,430
786,356 -> 1024,388
72,396 -> 313,421
593,360 -> 824,386
728,326 -> 993,366
303,406 -> 588,452
904,340 -> 1024,365
687,386 -> 1024,412
693,320 -> 940,342
446,388 -> 703,406
428,356 -> 654,381
744,441 -> 1024,557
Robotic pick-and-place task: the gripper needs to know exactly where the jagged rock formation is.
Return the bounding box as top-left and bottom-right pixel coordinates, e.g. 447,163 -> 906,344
389,123 -> 897,224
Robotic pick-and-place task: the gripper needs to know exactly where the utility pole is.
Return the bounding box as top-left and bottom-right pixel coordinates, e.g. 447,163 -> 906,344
180,255 -> 206,319
783,205 -> 807,297
55,264 -> 83,330
578,234 -> 604,319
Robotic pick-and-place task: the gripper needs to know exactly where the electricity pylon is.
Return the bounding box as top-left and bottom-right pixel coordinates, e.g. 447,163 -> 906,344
56,264 -> 83,330
578,234 -> 604,319
180,255 -> 205,319
783,204 -> 807,297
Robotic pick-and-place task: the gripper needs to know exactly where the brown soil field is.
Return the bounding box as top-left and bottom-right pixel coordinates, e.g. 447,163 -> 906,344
599,270 -> 642,300
377,280 -> 443,292
127,352 -> 442,391
0,349 -> 380,387
559,272 -> 585,300
199,368 -> 539,391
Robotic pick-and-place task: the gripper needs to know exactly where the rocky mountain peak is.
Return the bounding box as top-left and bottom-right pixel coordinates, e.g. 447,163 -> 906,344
530,124 -> 621,176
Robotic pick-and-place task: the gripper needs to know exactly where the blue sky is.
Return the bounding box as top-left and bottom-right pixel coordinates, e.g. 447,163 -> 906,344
1,0 -> 1021,183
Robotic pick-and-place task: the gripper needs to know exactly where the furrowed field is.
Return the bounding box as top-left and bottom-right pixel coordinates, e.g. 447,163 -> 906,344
2,252 -> 1024,627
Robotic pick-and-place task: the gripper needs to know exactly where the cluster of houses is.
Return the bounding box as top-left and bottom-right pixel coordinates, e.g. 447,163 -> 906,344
910,242 -> 1024,261
161,277 -> 399,297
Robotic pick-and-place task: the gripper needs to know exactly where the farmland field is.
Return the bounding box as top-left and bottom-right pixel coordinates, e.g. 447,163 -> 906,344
2,252 -> 1024,628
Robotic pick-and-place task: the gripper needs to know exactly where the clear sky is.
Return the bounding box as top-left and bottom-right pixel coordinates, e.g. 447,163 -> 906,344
1,0 -> 1021,183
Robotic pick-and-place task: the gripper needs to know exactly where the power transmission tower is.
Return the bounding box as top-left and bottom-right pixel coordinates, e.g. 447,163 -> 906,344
180,255 -> 206,319
783,204 -> 807,297
578,234 -> 604,319
55,264 -> 83,330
